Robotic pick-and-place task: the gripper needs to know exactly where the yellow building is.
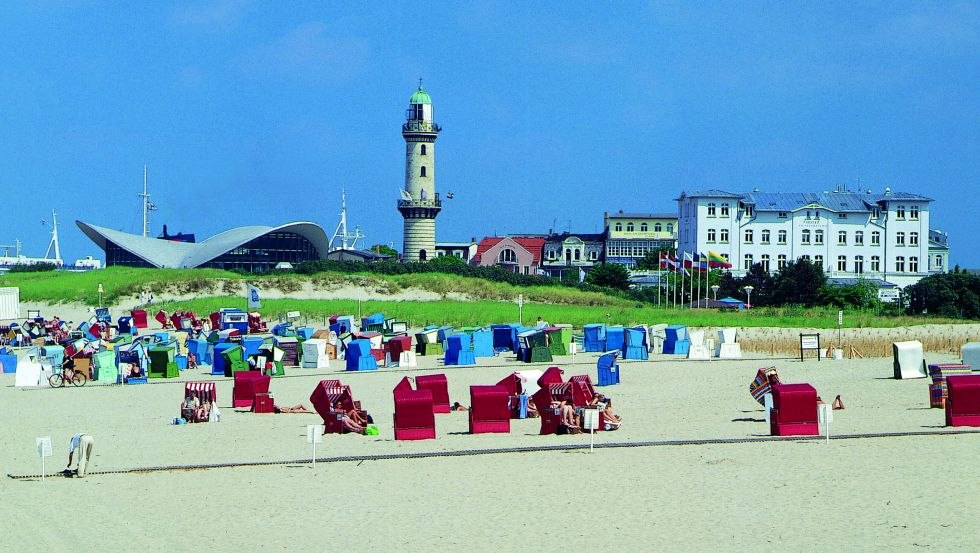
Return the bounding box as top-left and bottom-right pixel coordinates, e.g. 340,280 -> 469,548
603,210 -> 677,267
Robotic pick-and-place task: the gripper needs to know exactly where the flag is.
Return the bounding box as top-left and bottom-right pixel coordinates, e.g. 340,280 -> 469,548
683,251 -> 694,269
671,254 -> 690,276
247,284 -> 261,309
707,251 -> 732,269
696,252 -> 709,272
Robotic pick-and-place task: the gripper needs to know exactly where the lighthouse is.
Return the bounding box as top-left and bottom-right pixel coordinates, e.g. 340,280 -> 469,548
397,81 -> 442,262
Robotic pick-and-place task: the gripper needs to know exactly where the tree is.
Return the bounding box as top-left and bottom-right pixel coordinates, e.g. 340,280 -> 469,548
634,247 -> 673,271
906,272 -> 980,319
369,244 -> 399,258
426,254 -> 468,273
771,258 -> 826,306
584,263 -> 631,291
817,279 -> 882,310
739,263 -> 776,307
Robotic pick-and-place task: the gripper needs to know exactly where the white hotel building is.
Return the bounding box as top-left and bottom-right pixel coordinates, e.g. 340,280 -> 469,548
676,187 -> 949,288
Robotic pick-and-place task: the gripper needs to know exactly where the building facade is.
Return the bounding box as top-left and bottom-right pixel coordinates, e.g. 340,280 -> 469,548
540,233 -> 605,278
397,83 -> 442,262
603,211 -> 677,268
676,187 -> 946,287
473,236 -> 545,275
435,241 -> 478,262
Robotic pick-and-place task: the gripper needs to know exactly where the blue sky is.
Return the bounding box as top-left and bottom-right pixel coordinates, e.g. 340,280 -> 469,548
2,2 -> 978,266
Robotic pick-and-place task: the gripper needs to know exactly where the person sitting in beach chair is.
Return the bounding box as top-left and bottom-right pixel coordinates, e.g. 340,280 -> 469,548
181,394 -> 199,422
196,400 -> 211,422
187,352 -> 198,370
602,398 -> 622,430
330,400 -> 366,434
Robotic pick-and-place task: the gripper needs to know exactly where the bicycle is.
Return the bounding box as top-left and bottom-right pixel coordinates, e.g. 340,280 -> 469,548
48,364 -> 88,388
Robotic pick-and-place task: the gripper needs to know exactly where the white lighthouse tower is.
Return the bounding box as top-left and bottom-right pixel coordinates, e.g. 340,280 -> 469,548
398,81 -> 442,262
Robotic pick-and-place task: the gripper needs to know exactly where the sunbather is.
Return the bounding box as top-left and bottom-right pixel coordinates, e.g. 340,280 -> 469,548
451,401 -> 468,412
329,401 -> 365,434
196,400 -> 211,422
558,398 -> 579,428
187,352 -> 198,370
181,394 -> 199,422
274,404 -> 312,414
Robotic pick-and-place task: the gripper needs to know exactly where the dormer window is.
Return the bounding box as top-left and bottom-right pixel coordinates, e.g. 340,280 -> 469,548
640,223 -> 648,232
872,207 -> 881,218
744,206 -> 754,217
626,223 -> 634,232
654,223 -> 662,232
614,223 -> 622,232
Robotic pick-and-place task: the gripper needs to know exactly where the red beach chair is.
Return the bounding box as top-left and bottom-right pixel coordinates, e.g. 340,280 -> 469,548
185,381 -> 217,403
233,370 -> 271,408
416,374 -> 451,413
469,385 -> 510,434
946,375 -> 980,427
770,383 -> 819,436
532,387 -> 563,435
392,376 -> 435,440
155,310 -> 170,328
310,380 -> 360,434
568,375 -> 597,406
131,309 -> 148,329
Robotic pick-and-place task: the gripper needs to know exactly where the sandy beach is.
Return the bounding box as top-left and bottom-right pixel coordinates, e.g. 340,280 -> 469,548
3,319 -> 979,551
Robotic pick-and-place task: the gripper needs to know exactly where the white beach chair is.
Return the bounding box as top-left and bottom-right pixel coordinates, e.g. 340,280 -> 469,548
893,340 -> 926,379
687,330 -> 711,360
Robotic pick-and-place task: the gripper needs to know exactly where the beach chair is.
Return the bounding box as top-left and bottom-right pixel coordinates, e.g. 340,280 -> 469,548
445,334 -> 475,366
345,339 -> 377,371
233,371 -> 270,408
392,377 -> 436,440
583,324 -> 606,352
663,325 -> 690,355
770,383 -> 819,436
962,342 -> 980,369
155,310 -> 170,329
469,385 -> 511,434
532,387 -> 563,435
597,352 -> 621,386
569,375 -> 598,406
928,364 -> 972,408
496,372 -> 528,418
248,312 -> 267,334
148,347 -> 179,378
131,309 -> 148,329
537,366 -> 564,388
945,375 -> 980,427
749,367 -> 781,405
893,340 -> 927,379
415,374 -> 451,413
384,335 -> 413,365
623,327 -> 648,360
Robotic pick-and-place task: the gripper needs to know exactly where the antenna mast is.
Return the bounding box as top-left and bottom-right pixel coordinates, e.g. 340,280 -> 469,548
139,165 -> 157,237
43,210 -> 61,262
330,190 -> 365,250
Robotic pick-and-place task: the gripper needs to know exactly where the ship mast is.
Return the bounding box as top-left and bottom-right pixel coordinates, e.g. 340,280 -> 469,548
330,190 -> 364,250
138,165 -> 156,237
43,210 -> 61,262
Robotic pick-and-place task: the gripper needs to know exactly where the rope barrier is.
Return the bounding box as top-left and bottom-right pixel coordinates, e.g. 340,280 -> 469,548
8,427 -> 980,480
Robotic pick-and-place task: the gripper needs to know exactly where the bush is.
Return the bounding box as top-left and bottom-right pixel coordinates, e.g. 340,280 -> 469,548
9,262 -> 57,273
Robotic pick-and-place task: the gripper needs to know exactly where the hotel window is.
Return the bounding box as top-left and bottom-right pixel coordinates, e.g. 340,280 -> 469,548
815,230 -> 824,245
909,257 -> 918,272
855,231 -> 864,245
744,254 -> 753,271
910,205 -> 919,220
896,205 -> 906,219
744,205 -> 754,217
871,255 -> 880,272
420,144 -> 427,155
855,256 -> 864,274
760,254 -> 770,272
896,232 -> 905,246
761,229 -> 770,244
801,255 -> 812,262
871,231 -> 881,246
420,166 -> 427,177
720,229 -> 729,243
801,229 -> 811,244
744,229 -> 754,243
910,232 -> 918,246
815,210 -> 821,219
498,248 -> 517,263
778,230 -> 787,244
935,255 -> 942,268
615,223 -> 622,232
838,213 -> 847,219
806,210 -> 812,220
838,231 -> 847,245
837,255 -> 847,271
707,229 -> 716,242
640,223 -> 648,232
778,212 -> 788,219
707,203 -> 716,216
895,256 -> 905,272
814,255 -> 824,269
720,203 -> 730,217
666,223 -> 673,233
626,223 -> 634,232
872,207 -> 881,218
574,249 -> 581,261
777,254 -> 787,270
654,223 -> 662,232
590,251 -> 597,260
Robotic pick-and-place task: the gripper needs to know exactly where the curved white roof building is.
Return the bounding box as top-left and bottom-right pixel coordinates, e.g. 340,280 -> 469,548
77,220 -> 331,271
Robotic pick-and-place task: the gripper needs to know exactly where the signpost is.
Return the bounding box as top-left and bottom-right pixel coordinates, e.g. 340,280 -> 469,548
97,284 -> 104,309
517,294 -> 524,325
818,403 -> 833,444
36,436 -> 52,481
306,424 -> 323,467
582,408 -> 600,452
799,333 -> 821,361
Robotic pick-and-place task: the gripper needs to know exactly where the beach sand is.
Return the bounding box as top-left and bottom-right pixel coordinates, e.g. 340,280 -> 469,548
3,337 -> 979,551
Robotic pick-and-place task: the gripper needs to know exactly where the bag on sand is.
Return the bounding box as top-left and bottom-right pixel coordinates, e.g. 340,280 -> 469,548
364,425 -> 379,436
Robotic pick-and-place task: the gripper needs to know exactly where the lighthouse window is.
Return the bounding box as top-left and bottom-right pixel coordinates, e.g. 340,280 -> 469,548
420,145 -> 427,155
420,166 -> 427,177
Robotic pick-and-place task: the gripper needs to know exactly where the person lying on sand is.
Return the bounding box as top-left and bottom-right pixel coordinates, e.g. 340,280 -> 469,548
274,404 -> 312,414
451,402 -> 468,412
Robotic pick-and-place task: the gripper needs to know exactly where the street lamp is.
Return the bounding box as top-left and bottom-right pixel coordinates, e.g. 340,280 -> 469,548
743,285 -> 754,309
711,285 -> 720,301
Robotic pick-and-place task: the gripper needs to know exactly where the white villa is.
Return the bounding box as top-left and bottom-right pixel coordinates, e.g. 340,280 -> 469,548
676,186 -> 949,288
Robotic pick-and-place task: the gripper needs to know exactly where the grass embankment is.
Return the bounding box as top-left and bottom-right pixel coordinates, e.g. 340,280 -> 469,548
3,267 -> 968,329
